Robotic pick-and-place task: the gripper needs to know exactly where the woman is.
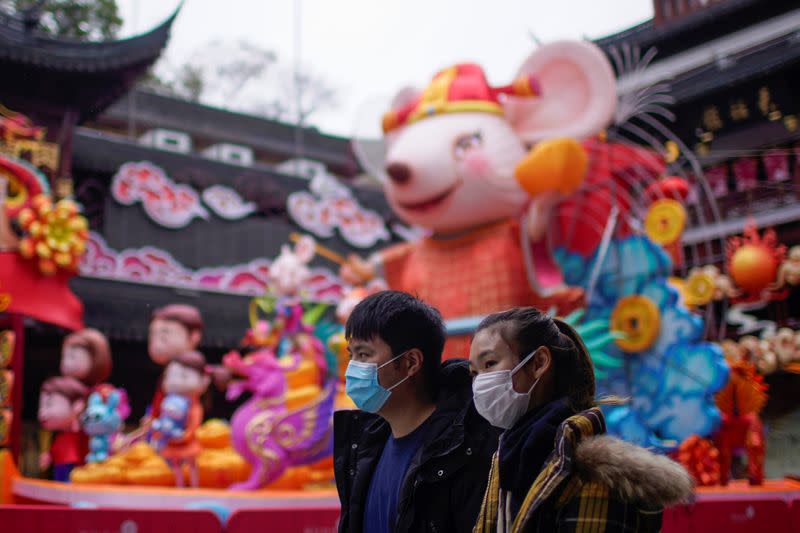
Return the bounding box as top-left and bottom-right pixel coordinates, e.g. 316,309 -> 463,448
469,308 -> 693,532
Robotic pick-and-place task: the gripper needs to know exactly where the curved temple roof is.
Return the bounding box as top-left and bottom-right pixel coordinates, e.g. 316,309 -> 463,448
0,6 -> 178,73
0,5 -> 179,121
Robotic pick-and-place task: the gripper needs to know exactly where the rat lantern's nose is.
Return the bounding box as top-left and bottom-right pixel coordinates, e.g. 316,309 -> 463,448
386,162 -> 412,185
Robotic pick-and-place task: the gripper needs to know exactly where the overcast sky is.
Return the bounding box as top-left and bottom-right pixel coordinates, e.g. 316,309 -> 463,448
116,0 -> 653,138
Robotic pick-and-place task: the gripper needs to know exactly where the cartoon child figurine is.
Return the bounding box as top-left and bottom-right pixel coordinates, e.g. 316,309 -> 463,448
149,393 -> 190,452
159,351 -> 209,487
61,328 -> 131,425
146,305 -> 204,423
38,377 -> 89,481
60,328 -> 112,388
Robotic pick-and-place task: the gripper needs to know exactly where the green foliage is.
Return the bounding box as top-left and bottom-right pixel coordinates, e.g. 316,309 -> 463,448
1,0 -> 122,41
140,63 -> 206,103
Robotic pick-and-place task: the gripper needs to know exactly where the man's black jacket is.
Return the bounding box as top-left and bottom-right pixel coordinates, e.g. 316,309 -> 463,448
334,359 -> 500,533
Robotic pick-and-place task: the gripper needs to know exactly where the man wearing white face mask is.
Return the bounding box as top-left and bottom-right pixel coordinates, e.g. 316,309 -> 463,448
334,291 -> 499,533
469,307 -> 694,533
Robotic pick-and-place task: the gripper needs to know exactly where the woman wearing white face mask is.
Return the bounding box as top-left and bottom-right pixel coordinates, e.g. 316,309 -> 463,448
469,307 -> 693,533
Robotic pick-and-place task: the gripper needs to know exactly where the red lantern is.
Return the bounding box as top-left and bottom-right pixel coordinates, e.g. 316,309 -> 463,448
726,222 -> 786,294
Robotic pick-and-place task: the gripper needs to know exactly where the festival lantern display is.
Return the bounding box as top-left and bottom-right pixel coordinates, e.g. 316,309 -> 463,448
0,110 -> 85,332
205,237 -> 337,490
345,43 -> 621,357
713,356 -> 768,486
0,12 -> 796,518
726,222 -> 786,296
345,39 -> 730,453
643,177 -> 690,267
677,436 -> 721,487
775,245 -> 800,288
677,349 -> 769,488
17,195 -> 89,276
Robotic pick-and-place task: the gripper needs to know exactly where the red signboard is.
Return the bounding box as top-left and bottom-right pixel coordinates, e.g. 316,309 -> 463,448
790,497 -> 800,532
705,165 -> 729,197
226,508 -> 340,533
732,157 -> 759,192
0,505 -> 222,533
662,505 -> 692,532
663,499 -> 792,533
764,149 -> 790,183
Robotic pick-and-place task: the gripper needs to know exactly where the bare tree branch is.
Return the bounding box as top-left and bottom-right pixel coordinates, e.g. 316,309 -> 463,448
141,39 -> 338,126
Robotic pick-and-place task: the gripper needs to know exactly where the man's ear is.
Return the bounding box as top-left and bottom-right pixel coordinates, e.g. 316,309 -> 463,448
405,348 -> 424,377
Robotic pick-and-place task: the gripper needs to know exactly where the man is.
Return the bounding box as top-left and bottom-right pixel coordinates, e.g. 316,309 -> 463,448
334,291 -> 499,533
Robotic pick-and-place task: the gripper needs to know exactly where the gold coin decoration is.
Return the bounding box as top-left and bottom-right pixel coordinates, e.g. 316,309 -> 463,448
611,295 -> 661,352
645,199 -> 686,245
664,141 -> 680,164
685,271 -> 715,306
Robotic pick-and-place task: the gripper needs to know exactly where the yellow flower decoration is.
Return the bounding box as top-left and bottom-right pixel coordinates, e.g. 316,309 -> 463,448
17,194 -> 88,276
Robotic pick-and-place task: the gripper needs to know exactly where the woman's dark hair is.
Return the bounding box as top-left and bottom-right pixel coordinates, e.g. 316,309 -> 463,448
475,307 -> 595,412
346,291 -> 445,401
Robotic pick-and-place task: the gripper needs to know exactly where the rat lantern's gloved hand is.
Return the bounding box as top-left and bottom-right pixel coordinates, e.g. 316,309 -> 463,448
514,138 -> 588,198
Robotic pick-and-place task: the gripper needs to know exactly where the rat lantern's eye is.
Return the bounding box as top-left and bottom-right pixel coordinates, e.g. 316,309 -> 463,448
453,131 -> 482,160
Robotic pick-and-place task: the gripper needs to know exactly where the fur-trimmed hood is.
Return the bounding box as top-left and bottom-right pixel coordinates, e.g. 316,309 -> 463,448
575,434 -> 694,507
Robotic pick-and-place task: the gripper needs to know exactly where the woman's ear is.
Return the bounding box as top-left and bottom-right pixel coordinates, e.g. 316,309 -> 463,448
532,346 -> 552,380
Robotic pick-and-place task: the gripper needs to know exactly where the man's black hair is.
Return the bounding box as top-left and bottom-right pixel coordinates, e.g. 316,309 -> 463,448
345,290 -> 445,401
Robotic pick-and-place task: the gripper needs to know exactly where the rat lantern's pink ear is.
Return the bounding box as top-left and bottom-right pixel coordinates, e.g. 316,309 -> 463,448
350,86 -> 422,183
382,86 -> 422,143
503,40 -> 617,144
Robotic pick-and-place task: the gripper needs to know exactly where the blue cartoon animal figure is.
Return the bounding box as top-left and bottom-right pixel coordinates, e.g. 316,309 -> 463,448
149,393 -> 190,452
80,390 -> 122,464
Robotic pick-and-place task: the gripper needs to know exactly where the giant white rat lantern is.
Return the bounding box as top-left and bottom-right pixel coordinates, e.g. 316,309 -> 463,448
343,41 -> 621,357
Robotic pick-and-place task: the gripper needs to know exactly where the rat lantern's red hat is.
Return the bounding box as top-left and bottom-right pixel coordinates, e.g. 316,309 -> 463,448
382,63 -> 541,134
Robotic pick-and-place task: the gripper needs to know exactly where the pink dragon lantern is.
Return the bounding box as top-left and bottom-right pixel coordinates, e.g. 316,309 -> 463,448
343,41 -> 654,357
220,348 -> 335,490
207,235 -> 337,490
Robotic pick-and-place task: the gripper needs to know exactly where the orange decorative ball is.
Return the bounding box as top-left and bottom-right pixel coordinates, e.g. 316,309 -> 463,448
729,245 -> 778,293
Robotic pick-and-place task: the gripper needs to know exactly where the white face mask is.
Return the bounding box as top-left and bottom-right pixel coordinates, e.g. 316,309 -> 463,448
472,349 -> 540,429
